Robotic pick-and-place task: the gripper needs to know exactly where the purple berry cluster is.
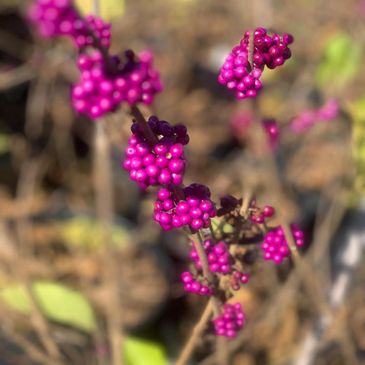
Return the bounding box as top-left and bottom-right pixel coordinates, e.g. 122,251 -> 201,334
218,27 -> 293,99
28,0 -> 111,49
262,225 -> 305,264
218,57 -> 263,99
230,271 -> 250,291
72,50 -> 163,119
153,184 -> 217,231
123,116 -> 188,189
84,15 -> 111,49
181,272 -> 212,296
189,240 -> 232,274
28,0 -> 81,39
289,99 -> 339,133
213,303 -> 245,338
249,200 -> 275,224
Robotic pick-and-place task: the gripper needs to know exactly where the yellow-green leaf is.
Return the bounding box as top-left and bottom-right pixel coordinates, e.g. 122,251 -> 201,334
75,0 -> 125,20
123,337 -> 167,365
58,216 -> 130,250
316,33 -> 362,88
0,281 -> 96,332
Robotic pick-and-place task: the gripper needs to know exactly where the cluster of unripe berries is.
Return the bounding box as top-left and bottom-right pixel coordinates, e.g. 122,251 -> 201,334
72,50 -> 163,119
28,0 -> 111,49
218,27 -> 293,99
189,240 -> 232,274
123,116 -> 188,189
180,272 -> 212,296
213,303 -> 245,338
249,200 -> 275,224
261,225 -> 305,264
154,184 -> 216,231
289,99 -> 339,133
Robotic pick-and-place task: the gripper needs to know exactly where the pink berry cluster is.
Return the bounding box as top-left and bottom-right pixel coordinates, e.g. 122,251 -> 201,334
289,99 -> 340,133
262,119 -> 280,151
28,1 -> 163,120
84,15 -> 111,49
122,116 -> 188,189
153,184 -> 216,231
213,303 -> 245,338
230,271 -> 250,291
72,50 -> 163,119
181,272 -> 212,296
28,0 -> 111,49
249,200 -> 275,224
218,27 -> 293,99
189,240 -> 232,274
261,225 -> 305,264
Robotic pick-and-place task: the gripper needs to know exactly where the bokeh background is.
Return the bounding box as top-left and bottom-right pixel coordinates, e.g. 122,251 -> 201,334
0,0 -> 365,364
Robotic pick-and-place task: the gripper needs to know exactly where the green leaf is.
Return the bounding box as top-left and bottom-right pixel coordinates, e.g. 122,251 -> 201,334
123,337 -> 167,365
0,134 -> 10,154
0,285 -> 30,313
316,33 -> 362,88
347,97 -> 365,198
211,217 -> 234,234
0,281 -> 96,332
75,0 -> 125,20
59,216 -> 130,250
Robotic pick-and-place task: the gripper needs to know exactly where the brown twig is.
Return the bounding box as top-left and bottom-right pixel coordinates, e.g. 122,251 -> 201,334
175,299 -> 214,365
130,105 -> 159,145
93,120 -> 123,365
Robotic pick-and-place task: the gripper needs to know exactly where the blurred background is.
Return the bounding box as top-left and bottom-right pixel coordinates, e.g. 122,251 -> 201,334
0,0 -> 365,364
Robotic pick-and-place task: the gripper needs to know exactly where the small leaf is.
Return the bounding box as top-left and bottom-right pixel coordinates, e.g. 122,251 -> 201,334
33,282 -> 96,332
316,33 -> 362,88
123,337 -> 167,365
58,216 -> 130,250
347,97 -> 365,198
75,0 -> 125,20
0,285 -> 31,313
0,134 -> 10,154
0,282 -> 96,332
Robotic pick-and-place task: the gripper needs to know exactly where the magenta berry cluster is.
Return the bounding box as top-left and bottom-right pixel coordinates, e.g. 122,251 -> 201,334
72,50 -> 163,119
213,303 -> 246,338
123,116 -> 188,189
262,225 -> 305,264
249,200 -> 275,224
189,240 -> 232,274
28,0 -> 82,39
154,184 -> 216,231
29,2 -> 304,343
230,271 -> 250,291
289,99 -> 339,134
28,0 -> 111,49
181,272 -> 212,296
218,27 -> 293,99
218,56 -> 263,100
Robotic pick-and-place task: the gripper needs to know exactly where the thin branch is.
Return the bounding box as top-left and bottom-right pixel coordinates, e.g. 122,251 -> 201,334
130,105 -> 159,145
175,299 -> 214,365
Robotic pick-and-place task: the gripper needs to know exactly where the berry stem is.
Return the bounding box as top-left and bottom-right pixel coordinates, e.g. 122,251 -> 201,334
194,231 -> 215,284
282,223 -> 299,259
175,298 -> 214,365
248,30 -> 255,70
130,105 -> 159,145
240,189 -> 253,218
74,1 -> 117,75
